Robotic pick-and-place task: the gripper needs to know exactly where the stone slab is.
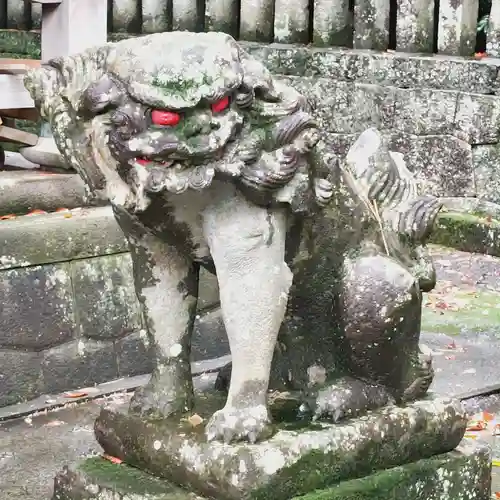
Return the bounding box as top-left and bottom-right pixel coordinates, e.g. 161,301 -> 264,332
422,331 -> 500,400
0,262 -> 77,350
0,206 -> 129,270
94,398 -> 467,500
71,253 -> 142,341
292,440 -> 491,500
50,440 -> 492,500
52,457 -> 205,499
0,170 -> 87,216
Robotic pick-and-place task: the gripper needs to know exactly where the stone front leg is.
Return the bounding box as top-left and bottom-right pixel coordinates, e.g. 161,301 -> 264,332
202,190 -> 292,443
113,207 -> 199,419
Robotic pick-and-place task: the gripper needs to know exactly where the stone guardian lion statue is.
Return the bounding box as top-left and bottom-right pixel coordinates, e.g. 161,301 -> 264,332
25,31 -> 440,444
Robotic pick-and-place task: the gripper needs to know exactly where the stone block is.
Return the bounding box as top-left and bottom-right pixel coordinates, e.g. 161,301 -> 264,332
52,457 -> 205,499
197,267 -> 219,311
387,133 -> 474,197
393,88 -> 457,136
273,0 -> 309,44
51,441 -> 490,500
292,441 -> 490,500
318,132 -> 474,198
191,309 -> 229,362
0,349 -> 43,407
353,0 -> 390,50
473,144 -> 500,203
71,254 -> 142,341
284,77 -> 395,134
42,339 -> 119,395
395,0 -> 435,53
0,206 -> 128,271
437,0 -> 479,56
0,263 -> 76,350
114,331 -> 153,378
312,0 -> 352,47
429,212 -> 500,258
0,170 -> 87,216
454,93 -> 500,145
94,397 -> 467,500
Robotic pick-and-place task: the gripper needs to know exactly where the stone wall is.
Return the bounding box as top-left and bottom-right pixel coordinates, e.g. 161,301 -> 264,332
2,31 -> 500,407
0,0 -> 490,56
0,206 -> 224,407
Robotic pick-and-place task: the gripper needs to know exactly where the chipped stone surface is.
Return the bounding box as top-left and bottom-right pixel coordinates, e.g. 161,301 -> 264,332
353,0 -> 390,50
42,339 -> 119,395
472,144 -> 500,204
312,0 -> 352,47
396,0 -> 435,53
142,0 -> 170,33
292,440 -> 491,499
437,0 -> 480,56
0,349 -> 43,407
488,1 -> 500,57
205,0 -> 238,37
0,263 -> 76,350
94,397 -> 467,500
0,207 -> 128,272
0,171 -> 88,217
71,254 -> 142,341
274,0 -> 309,44
112,0 -> 140,33
239,0 -> 274,42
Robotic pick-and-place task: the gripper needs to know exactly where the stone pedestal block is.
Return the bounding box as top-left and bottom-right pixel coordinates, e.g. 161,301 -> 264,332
51,424 -> 489,500
87,397 -> 467,500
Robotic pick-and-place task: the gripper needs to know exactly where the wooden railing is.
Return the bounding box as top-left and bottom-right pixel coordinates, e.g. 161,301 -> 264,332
1,0 -> 498,57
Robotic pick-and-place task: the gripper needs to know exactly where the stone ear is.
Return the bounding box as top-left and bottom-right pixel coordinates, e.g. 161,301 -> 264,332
78,74 -> 123,117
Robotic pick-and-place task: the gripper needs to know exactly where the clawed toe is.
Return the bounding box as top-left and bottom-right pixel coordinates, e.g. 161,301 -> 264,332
204,405 -> 273,444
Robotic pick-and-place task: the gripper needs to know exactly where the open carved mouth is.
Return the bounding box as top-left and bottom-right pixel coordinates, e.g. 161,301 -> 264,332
111,95 -> 242,168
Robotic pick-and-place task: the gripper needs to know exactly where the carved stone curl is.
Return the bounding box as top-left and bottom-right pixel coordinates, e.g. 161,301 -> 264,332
25,33 -> 441,445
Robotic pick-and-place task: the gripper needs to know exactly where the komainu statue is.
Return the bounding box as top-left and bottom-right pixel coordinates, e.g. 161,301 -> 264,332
25,32 -> 441,445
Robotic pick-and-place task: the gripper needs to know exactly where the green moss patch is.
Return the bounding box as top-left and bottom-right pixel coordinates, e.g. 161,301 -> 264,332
429,211 -> 500,257
290,446 -> 490,500
422,286 -> 500,335
78,458 -> 196,499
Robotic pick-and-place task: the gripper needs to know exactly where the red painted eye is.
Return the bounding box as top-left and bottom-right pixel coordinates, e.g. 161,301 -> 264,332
211,96 -> 230,113
151,110 -> 181,126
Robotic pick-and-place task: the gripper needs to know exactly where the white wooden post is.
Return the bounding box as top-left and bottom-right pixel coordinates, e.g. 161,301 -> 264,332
19,0 -> 108,168
33,0 -> 108,62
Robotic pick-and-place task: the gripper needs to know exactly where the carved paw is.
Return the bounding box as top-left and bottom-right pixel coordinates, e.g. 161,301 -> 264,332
205,405 -> 273,444
314,178 -> 333,207
314,377 -> 392,423
402,354 -> 434,402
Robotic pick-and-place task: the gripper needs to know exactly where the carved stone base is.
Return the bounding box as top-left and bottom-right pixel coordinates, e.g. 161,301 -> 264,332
90,396 -> 468,500
52,440 -> 490,500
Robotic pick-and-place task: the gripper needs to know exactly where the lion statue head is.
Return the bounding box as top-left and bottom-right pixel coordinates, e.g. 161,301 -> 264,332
25,32 -> 331,213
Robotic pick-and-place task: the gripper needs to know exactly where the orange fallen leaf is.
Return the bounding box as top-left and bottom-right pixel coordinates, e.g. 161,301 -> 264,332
482,411 -> 494,422
187,413 -> 204,427
63,212 -> 73,218
63,391 -> 88,399
55,208 -> 69,212
466,420 -> 487,431
0,214 -> 16,220
495,492 -> 500,498
26,209 -> 47,216
102,454 -> 123,464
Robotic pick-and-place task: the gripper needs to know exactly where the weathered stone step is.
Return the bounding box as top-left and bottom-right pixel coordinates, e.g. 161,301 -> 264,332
0,170 -> 88,216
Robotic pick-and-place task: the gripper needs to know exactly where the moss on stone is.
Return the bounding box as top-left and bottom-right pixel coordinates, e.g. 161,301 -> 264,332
290,445 -> 491,500
429,211 -> 500,257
